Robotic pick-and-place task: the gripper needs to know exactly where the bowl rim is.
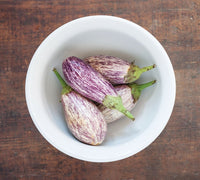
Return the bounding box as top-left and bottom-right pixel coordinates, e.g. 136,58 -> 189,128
25,15 -> 176,162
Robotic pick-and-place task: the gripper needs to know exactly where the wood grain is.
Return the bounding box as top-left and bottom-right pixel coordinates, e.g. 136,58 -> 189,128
0,0 -> 200,179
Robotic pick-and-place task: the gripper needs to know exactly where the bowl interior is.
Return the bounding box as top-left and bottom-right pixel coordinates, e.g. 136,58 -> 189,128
26,16 -> 175,162
45,29 -> 159,144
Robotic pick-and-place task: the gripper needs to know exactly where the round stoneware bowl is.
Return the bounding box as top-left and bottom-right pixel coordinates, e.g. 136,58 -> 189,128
25,15 -> 176,162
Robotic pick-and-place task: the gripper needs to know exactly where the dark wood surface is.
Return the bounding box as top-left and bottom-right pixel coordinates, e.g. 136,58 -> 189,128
0,0 -> 200,179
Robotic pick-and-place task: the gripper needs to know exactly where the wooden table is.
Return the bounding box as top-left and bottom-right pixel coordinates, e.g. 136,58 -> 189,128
1,0 -> 199,179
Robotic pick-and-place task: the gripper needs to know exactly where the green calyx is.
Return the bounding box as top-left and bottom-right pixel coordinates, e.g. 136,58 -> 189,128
53,68 -> 72,95
124,62 -> 156,83
128,80 -> 156,102
102,95 -> 135,120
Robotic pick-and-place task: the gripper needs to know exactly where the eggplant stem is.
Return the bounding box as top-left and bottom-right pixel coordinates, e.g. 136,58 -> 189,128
128,80 -> 156,102
125,64 -> 156,83
53,68 -> 72,95
137,80 -> 156,91
103,95 -> 135,121
140,64 -> 156,73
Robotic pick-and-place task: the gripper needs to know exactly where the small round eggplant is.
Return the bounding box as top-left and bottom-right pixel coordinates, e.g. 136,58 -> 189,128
98,80 -> 156,123
53,68 -> 107,145
62,56 -> 134,120
84,55 -> 155,84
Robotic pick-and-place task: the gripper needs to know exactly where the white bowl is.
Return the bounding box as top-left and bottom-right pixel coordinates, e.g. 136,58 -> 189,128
25,15 -> 176,162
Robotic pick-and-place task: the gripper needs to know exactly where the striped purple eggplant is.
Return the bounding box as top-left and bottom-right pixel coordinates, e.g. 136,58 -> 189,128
84,55 -> 155,84
53,68 -> 107,145
62,56 -> 134,120
98,80 -> 156,123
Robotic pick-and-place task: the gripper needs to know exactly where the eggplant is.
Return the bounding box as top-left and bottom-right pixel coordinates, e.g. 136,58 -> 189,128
98,80 -> 156,123
84,55 -> 155,84
62,56 -> 134,120
53,68 -> 107,145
